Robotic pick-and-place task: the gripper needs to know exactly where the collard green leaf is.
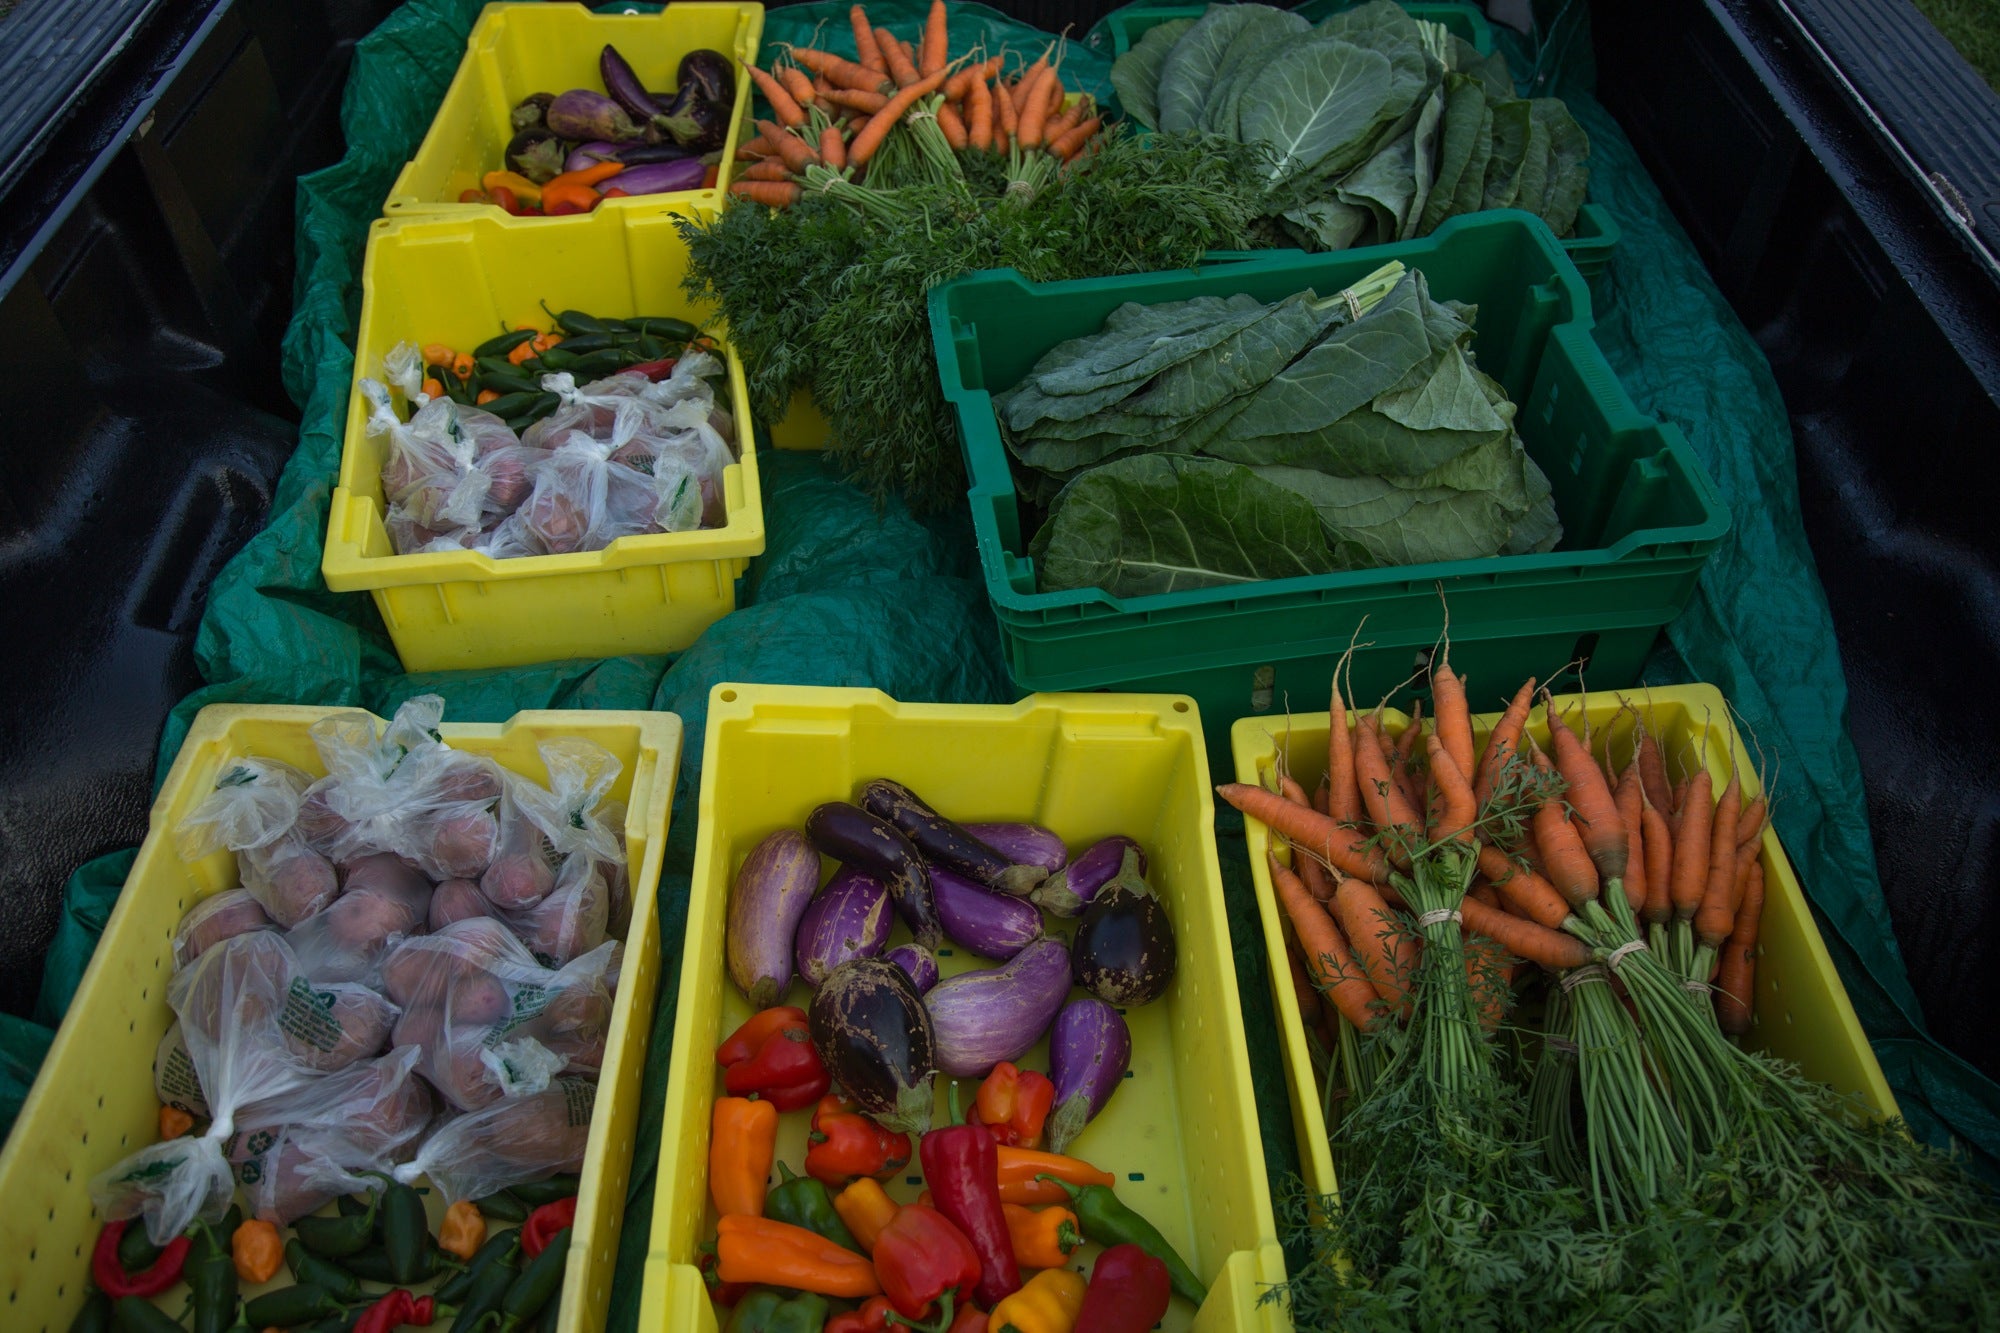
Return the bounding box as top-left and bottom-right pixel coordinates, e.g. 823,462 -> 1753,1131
1031,454 -> 1336,597
1374,342 -> 1511,435
1420,76 -> 1488,236
1282,199 -> 1374,252
1514,110 -> 1553,230
1448,100 -> 1496,222
1255,464 -> 1527,566
1156,5 -> 1266,135
1401,86 -> 1447,240
1110,17 -> 1195,130
1221,274 -> 1433,439
1529,99 -> 1590,236
1239,39 -> 1397,179
1202,8 -> 1313,136
1482,98 -> 1532,211
1313,0 -> 1424,50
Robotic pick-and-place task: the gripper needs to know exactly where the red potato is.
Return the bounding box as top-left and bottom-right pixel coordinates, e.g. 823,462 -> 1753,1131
499,862 -> 608,966
242,837 -> 341,928
173,888 -> 275,966
281,982 -> 398,1072
429,878 -> 498,931
449,972 -> 513,1027
287,852 -> 432,984
293,784 -> 355,855
423,811 -> 499,881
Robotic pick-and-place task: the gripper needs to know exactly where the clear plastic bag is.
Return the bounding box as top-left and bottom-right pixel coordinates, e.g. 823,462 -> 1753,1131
381,341 -> 432,410
429,879 -> 498,931
363,379 -> 489,535
501,429 -> 659,556
521,371 -> 657,449
89,933 -> 323,1243
278,981 -> 400,1072
485,740 -> 623,963
228,1046 -> 433,1223
390,1075 -> 596,1203
154,1020 -> 210,1120
173,888 -> 277,967
286,852 -> 433,985
176,758 -> 340,929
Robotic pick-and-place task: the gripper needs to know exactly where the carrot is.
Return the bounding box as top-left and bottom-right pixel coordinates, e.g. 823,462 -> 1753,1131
1353,714 -> 1420,856
1328,680 -> 1359,827
1430,659 -> 1475,793
1389,701 -> 1424,814
790,46 -> 888,93
729,179 -> 802,207
992,75 -> 1019,147
1715,861 -> 1764,1036
1277,776 -> 1336,902
1015,63 -> 1055,148
779,64 -> 818,109
1049,115 -> 1101,161
1287,949 -> 1324,1030
741,158 -> 794,182
1461,895 -> 1593,971
946,56 -> 1003,101
1312,776 -> 1331,816
880,29 -> 920,88
1694,774 -> 1742,948
736,134 -> 775,160
817,125 -> 848,170
1640,802 -> 1674,926
1214,783 -> 1388,884
852,6 -> 885,73
1735,794 -> 1766,851
825,87 -> 891,114
1531,748 -> 1599,908
1669,771 -> 1714,920
1475,677 -> 1537,813
757,120 -> 820,174
1547,711 -> 1627,880
966,75 -> 994,152
1272,856 -> 1382,1030
1478,845 -> 1573,932
1042,99 -> 1082,147
1669,773 -> 1694,834
1465,933 -> 1510,1032
847,68 -> 948,165
1424,735 -> 1476,846
1332,877 -> 1413,1019
746,64 -> 808,128
936,101 -> 969,150
919,0 -> 948,76
1635,728 -> 1673,820
1279,774 -> 1311,809
1614,765 -> 1647,914
1468,882 -> 1499,908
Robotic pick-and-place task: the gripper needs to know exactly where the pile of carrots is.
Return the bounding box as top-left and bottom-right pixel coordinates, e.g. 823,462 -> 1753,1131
731,0 -> 1105,207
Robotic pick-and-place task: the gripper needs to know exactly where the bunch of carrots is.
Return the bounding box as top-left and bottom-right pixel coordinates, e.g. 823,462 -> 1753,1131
731,1 -> 1105,208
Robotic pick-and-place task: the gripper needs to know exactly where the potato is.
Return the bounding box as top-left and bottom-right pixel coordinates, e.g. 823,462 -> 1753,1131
501,863 -> 607,966
173,888 -> 275,967
244,839 -> 340,928
424,810 -> 498,880
429,879 -> 497,931
481,851 -> 554,911
449,972 -> 511,1028
281,982 -> 397,1072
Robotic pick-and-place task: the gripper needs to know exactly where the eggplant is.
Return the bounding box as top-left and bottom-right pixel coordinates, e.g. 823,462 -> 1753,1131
506,128 -> 568,185
676,48 -> 736,107
611,158 -> 707,195
599,44 -> 662,122
1071,849 -> 1177,1005
931,866 -> 1041,961
1046,998 -> 1132,1154
795,867 -> 893,987
1033,836 -> 1147,918
859,779 -> 1047,897
809,958 -> 936,1134
653,89 -> 732,153
964,823 -> 1068,876
511,92 -> 554,132
887,943 -> 938,995
806,802 -> 941,949
725,828 -> 820,1008
547,89 -> 642,144
925,936 -> 1072,1078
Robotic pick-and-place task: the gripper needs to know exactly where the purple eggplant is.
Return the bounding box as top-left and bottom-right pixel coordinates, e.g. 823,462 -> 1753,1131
795,867 -> 893,987
611,158 -> 707,195
653,86 -> 733,152
809,958 -> 935,1134
1071,849 -> 1177,1005
547,89 -> 642,144
806,802 -> 940,949
599,44 -> 662,122
1033,836 -> 1147,918
725,828 -> 821,1008
507,128 -> 569,185
925,936 -> 1072,1078
964,823 -> 1068,876
931,866 -> 1042,961
511,92 -> 555,132
887,943 -> 938,995
1046,998 -> 1132,1154
676,49 -> 736,107
860,779 -> 1048,896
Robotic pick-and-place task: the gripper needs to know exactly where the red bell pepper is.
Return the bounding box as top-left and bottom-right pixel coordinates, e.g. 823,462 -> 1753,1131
523,1196 -> 578,1258
969,1062 -> 1056,1150
717,1007 -> 831,1111
91,1220 -> 191,1298
1076,1243 -> 1172,1333
919,1087 -> 1021,1309
871,1204 -> 982,1319
824,1295 -> 895,1333
806,1095 -> 912,1188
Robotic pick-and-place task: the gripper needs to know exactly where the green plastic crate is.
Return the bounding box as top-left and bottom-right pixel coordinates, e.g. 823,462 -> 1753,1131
927,210 -> 1728,763
1206,203 -> 1621,283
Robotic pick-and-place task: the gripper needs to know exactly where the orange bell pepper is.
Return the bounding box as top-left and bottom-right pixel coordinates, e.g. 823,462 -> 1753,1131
833,1177 -> 901,1254
715,1214 -> 882,1298
970,1061 -> 1056,1150
1002,1203 -> 1081,1269
710,1096 -> 778,1218
993,1147 -> 1114,1205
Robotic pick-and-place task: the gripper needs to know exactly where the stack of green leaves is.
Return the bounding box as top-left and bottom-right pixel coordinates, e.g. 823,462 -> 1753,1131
1000,264 -> 1561,599
1111,1 -> 1590,251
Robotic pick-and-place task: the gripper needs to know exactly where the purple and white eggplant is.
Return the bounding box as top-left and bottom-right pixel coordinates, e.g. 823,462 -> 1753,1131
1033,835 -> 1147,918
1046,998 -> 1132,1154
806,802 -> 941,949
725,828 -> 820,1008
1070,848 -> 1177,1006
925,936 -> 1071,1078
546,89 -> 642,144
795,867 -> 894,987
609,158 -> 707,195
860,779 -> 1048,896
963,823 -> 1068,876
809,958 -> 935,1135
886,942 -> 938,995
931,866 -> 1041,961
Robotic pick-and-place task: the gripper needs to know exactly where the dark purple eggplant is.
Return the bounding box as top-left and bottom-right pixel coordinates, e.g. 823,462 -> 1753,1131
965,823 -> 1068,876
931,866 -> 1042,961
511,92 -> 555,132
547,89 -> 642,144
859,779 -> 1047,896
599,44 -> 662,122
676,48 -> 736,107
806,802 -> 940,949
887,943 -> 938,995
809,958 -> 936,1134
507,128 -> 569,185
926,936 -> 1072,1078
1033,836 -> 1147,918
652,89 -> 732,152
1071,849 -> 1177,1005
726,829 -> 821,1008
566,140 -> 703,174
795,867 -> 893,987
612,158 -> 707,195
1046,998 -> 1132,1154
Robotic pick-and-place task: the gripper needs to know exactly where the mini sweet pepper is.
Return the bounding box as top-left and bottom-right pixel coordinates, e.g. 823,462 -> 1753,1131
833,1177 -> 901,1254
1074,1244 -> 1171,1333
716,1215 -> 882,1299
806,1094 -> 913,1188
987,1268 -> 1086,1333
1001,1204 -> 1082,1270
711,1096 -> 780,1219
872,1203 -> 983,1319
970,1063 -> 1056,1151
718,1007 -> 832,1112
921,1088 -> 1021,1309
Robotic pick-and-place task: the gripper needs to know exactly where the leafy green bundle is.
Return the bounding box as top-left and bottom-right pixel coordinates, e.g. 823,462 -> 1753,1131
1001,266 -> 1560,599
1113,1 -> 1589,251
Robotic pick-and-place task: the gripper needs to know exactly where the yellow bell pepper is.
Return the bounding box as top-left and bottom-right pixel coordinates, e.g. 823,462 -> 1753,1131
481,169 -> 543,208
986,1268 -> 1086,1333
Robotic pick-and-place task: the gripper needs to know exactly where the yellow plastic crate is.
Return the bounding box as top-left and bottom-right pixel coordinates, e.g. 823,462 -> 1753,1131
384,2 -> 764,220
1229,683 -> 1899,1199
324,201 -> 764,672
0,704 -> 682,1332
640,686 -> 1290,1332
767,387 -> 829,450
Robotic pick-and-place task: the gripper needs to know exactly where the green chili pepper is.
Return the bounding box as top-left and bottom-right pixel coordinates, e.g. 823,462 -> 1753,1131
475,328 -> 538,359
437,1228 -> 520,1303
765,1163 -> 861,1252
563,349 -> 630,379
285,1238 -> 366,1302
301,1312 -> 364,1333
67,1291 -> 112,1333
633,331 -> 665,361
1039,1175 -> 1206,1304
185,1220 -> 239,1333
379,1179 -> 433,1284
532,347 -> 579,372
508,1175 -> 582,1206
336,1192 -> 370,1218
724,1287 -> 832,1333
244,1283 -> 346,1327
627,316 -> 700,342
115,1223 -> 161,1272
542,303 -> 614,336
295,1188 -> 379,1257
474,1189 -> 530,1223
337,1246 -> 398,1283
477,368 -> 543,396
477,391 -> 544,418
548,332 -> 619,355
497,1225 -> 571,1329
445,1250 -> 523,1333
110,1298 -> 186,1333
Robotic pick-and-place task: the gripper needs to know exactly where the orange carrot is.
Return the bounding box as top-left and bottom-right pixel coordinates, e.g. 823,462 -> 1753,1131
1478,844 -> 1573,932
1015,64 -> 1055,147
1461,895 -> 1593,970
1635,728 -> 1673,820
936,101 -> 969,150
1288,948 -> 1324,1029
1469,882 -> 1499,908
1735,795 -> 1766,851
1531,748 -> 1599,908
1475,677 -> 1537,813
1614,765 -> 1647,914
1328,681 -> 1359,828
1430,659 -> 1475,793
1042,99 -> 1082,147
1279,774 -> 1311,809
819,125 -> 848,170
1425,735 -> 1476,846
729,179 -> 802,207
1641,802 -> 1674,926
1332,877 -> 1413,1019
1465,933 -> 1510,1031
1272,856 -> 1382,1030
779,64 -> 818,109
1694,774 -> 1742,948
1715,861 -> 1764,1036
919,0 -> 949,76
1389,702 -> 1424,815
790,46 -> 888,93
1312,775 -> 1331,815
1353,714 -> 1420,855
848,68 -> 948,165
1049,115 -> 1101,161
740,158 -> 794,182
880,29 -> 920,88
852,6 -> 885,73
1215,783 -> 1388,884
1669,771 -> 1714,920
1548,711 -> 1627,880
757,120 -> 820,174
946,56 -> 1004,100
825,87 -> 891,114
1670,774 -> 1694,834
746,65 -> 807,128
992,75 -> 1019,146
736,133 -> 775,160
964,75 -> 993,152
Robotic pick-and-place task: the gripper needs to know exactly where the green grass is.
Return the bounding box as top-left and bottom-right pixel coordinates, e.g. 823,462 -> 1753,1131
1912,0 -> 2000,91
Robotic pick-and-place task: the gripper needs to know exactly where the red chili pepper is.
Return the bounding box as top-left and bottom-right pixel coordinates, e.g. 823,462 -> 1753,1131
1075,1243 -> 1172,1333
806,1095 -> 913,1188
718,1007 -> 831,1112
91,1220 -> 191,1298
354,1290 -> 416,1333
623,358 -> 678,381
969,1062 -> 1057,1150
409,1294 -> 435,1327
523,1195 -> 579,1259
871,1204 -> 982,1319
919,1086 -> 1021,1309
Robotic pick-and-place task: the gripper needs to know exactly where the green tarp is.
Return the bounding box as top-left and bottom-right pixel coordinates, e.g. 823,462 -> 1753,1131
5,1 -> 1998,1325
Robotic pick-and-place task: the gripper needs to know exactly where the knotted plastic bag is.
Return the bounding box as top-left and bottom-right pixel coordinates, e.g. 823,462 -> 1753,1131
172,888 -> 277,967
175,758 -> 339,929
496,428 -> 659,556
390,1075 -> 597,1203
227,1046 -> 433,1223
485,739 -> 624,964
363,379 -> 491,538
287,852 -> 433,985
153,1020 -> 210,1121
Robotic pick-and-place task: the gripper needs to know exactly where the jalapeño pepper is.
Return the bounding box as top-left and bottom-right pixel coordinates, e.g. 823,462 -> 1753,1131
295,1186 -> 379,1258
474,1189 -> 531,1223
244,1283 -> 347,1327
377,1178 -> 433,1284
509,1174 -> 583,1207
474,328 -> 538,359
497,1225 -> 571,1330
1038,1176 -> 1205,1305
68,1291 -> 112,1333
185,1220 -> 239,1333
436,1227 -> 519,1303
541,304 -> 614,336
287,1238 -> 367,1301
626,316 -> 700,342
766,1162 -> 861,1252
115,1223 -> 161,1272
109,1298 -> 184,1333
